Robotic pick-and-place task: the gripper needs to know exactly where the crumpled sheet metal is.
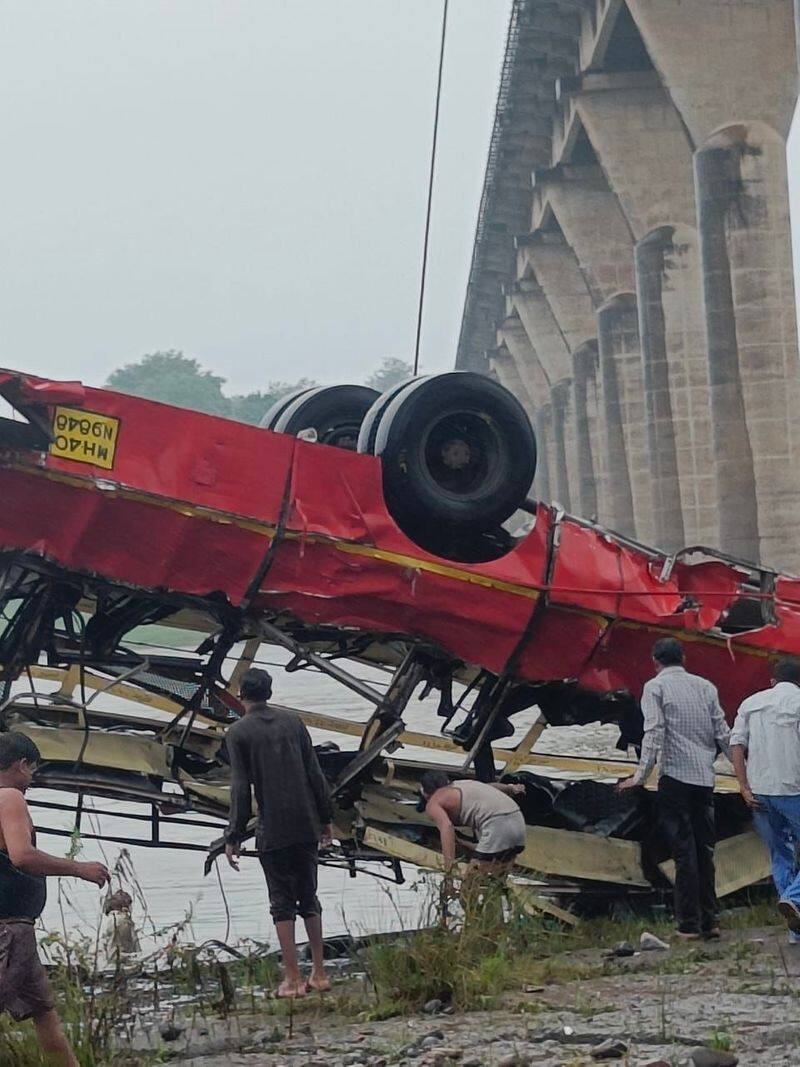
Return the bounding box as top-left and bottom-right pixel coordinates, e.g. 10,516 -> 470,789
16,721 -> 171,779
0,371 -> 85,407
1,465 -> 271,604
0,369 -> 795,717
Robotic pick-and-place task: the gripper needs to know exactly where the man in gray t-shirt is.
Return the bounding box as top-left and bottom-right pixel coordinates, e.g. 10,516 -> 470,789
419,770 -> 526,870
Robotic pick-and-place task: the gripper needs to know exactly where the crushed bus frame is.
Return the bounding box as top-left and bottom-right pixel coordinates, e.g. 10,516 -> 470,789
0,368 -> 786,915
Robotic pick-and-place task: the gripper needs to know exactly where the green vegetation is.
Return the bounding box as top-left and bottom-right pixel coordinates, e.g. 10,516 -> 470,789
359,879 -> 668,1016
364,357 -> 412,394
0,934 -> 147,1065
105,351 -> 412,425
0,885 -> 784,1064
105,350 -> 313,426
356,888 -> 786,1018
708,1030 -> 734,1051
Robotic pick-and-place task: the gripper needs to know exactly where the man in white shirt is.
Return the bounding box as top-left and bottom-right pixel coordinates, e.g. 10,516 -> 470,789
730,658 -> 800,941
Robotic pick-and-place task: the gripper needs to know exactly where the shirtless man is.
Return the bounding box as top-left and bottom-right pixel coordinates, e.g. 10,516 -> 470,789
418,770 -> 527,871
0,732 -> 110,1067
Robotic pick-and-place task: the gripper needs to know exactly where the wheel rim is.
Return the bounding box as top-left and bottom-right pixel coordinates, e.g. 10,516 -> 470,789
317,420 -> 363,449
418,410 -> 504,500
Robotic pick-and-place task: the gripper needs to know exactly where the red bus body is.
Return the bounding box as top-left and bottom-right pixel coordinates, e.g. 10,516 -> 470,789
2,369 -> 796,722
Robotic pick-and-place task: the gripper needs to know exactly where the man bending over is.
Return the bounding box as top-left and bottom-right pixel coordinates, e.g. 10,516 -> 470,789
0,732 -> 109,1066
418,770 -> 526,871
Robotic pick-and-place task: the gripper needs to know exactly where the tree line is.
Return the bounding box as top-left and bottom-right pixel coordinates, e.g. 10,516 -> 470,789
105,352 -> 412,425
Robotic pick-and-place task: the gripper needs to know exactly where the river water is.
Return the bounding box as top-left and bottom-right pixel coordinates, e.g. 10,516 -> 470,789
24,648 -> 625,951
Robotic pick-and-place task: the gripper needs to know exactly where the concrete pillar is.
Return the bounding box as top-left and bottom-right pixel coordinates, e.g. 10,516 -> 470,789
625,0 -> 800,568
520,234 -> 597,355
596,294 -> 642,542
510,280 -> 572,387
572,342 -> 600,521
533,404 -> 554,506
625,0 -> 797,146
530,168 -> 635,530
696,128 -> 800,565
570,75 -> 720,549
497,312 -> 551,412
488,342 -> 534,420
509,280 -> 577,510
516,239 -> 600,522
635,229 -> 685,552
495,317 -> 555,507
550,379 -> 573,512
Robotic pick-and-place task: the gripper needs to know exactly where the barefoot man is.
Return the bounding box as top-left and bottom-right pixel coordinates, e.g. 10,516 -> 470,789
0,731 -> 109,1067
224,668 -> 333,998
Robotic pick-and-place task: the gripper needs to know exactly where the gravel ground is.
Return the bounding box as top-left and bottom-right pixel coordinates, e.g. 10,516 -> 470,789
134,923 -> 800,1066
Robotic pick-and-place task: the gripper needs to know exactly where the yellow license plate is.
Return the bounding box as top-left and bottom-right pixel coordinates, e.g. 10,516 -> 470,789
50,407 -> 120,470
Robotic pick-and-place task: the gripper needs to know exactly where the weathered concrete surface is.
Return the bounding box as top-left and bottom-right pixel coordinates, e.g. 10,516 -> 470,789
531,165 -> 635,309
627,0 -> 797,143
549,377 -> 573,512
497,313 -> 549,407
488,343 -> 533,418
519,234 -> 596,357
517,235 -> 600,518
625,0 -> 800,568
635,228 -> 686,552
565,75 -> 719,551
496,306 -> 561,507
457,0 -> 800,572
163,925 -> 800,1067
510,279 -> 572,388
597,293 -> 647,542
530,166 -> 633,534
532,402 -> 555,509
509,278 -> 576,512
572,342 -> 600,520
696,127 -> 800,568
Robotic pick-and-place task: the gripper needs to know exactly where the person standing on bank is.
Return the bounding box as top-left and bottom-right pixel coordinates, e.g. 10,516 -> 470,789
224,668 -> 333,998
618,638 -> 731,940
729,658 -> 800,941
0,732 -> 110,1067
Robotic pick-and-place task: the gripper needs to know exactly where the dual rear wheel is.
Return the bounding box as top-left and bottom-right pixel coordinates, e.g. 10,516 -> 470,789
261,372 -> 537,561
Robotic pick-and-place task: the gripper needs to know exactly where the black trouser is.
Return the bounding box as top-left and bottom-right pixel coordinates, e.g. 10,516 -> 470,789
259,842 -> 321,924
658,775 -> 717,934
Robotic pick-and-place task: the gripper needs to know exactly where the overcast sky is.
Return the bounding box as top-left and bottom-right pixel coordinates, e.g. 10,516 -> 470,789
2,2 -> 800,398
0,1 -> 511,395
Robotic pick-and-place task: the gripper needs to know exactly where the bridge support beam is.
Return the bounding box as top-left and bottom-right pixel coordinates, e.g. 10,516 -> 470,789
567,74 -> 720,552
487,342 -> 533,418
626,0 -> 800,568
572,342 -> 600,522
596,294 -> 642,542
495,316 -> 555,505
516,237 -> 600,523
509,281 -> 575,511
531,166 -> 639,536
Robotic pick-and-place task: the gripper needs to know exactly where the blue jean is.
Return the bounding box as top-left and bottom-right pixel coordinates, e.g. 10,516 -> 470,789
752,794 -> 800,910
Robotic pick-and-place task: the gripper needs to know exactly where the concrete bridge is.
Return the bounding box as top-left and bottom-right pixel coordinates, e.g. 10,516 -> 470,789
457,0 -> 800,572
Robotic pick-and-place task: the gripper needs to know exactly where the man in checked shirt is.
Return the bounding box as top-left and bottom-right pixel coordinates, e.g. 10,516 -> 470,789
618,637 -> 731,940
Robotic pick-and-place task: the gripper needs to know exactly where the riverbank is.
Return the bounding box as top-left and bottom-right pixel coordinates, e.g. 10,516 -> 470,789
149,919 -> 800,1066
4,900 -> 799,1065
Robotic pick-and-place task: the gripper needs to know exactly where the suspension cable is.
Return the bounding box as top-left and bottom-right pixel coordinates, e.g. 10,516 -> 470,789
413,0 -> 449,376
